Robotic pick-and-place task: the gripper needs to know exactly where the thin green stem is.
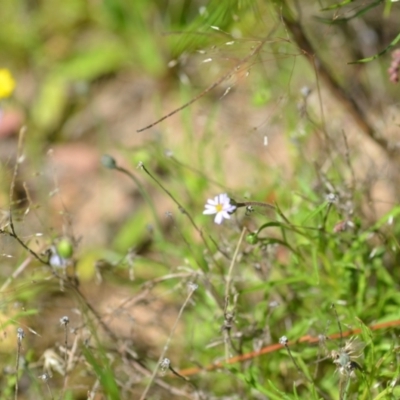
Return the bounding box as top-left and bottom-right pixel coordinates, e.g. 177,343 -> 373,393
224,227 -> 246,361
139,286 -> 197,400
115,165 -> 163,236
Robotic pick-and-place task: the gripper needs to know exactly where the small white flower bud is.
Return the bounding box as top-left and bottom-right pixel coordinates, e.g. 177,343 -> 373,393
187,282 -> 198,292
17,327 -> 25,341
279,336 -> 288,345
160,358 -> 170,376
326,193 -> 338,203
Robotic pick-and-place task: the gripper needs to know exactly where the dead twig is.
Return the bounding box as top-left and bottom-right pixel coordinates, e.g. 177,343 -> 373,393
136,36 -> 270,132
279,1 -> 393,155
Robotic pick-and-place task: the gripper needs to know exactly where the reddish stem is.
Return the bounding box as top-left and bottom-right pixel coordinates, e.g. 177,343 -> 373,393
177,318 -> 400,377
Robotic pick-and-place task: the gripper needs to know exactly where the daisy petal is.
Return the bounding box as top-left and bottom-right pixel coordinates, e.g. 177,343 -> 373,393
221,211 -> 231,220
214,213 -> 224,224
227,205 -> 236,213
219,193 -> 228,203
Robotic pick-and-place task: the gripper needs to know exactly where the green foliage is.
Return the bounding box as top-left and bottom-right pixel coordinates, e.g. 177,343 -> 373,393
349,32 -> 400,64
83,346 -> 121,400
1,0 -> 400,399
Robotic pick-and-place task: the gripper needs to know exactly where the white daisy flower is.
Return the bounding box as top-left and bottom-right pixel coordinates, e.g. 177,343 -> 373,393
203,193 -> 236,224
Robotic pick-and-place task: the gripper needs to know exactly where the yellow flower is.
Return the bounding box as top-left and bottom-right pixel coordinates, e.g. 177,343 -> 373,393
0,69 -> 16,99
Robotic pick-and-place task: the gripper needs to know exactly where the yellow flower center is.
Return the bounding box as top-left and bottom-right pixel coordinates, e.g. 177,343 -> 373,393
215,204 -> 223,212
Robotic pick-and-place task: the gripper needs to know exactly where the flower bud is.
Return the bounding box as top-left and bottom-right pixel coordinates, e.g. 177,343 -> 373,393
246,233 -> 258,245
57,238 -> 73,259
101,154 -> 117,169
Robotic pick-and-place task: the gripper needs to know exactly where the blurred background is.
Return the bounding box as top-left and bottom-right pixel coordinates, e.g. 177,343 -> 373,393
0,0 -> 400,398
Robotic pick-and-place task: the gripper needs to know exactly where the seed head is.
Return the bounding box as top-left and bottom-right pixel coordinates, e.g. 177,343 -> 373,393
279,336 -> 289,345
17,327 -> 25,341
60,316 -> 69,327
187,282 -> 198,292
331,337 -> 364,377
160,358 -> 170,376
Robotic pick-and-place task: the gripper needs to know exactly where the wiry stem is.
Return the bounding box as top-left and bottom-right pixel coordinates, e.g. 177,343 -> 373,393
136,38 -> 269,132
234,201 -> 275,210
278,0 -> 393,154
15,328 -> 25,400
224,228 -> 246,361
139,284 -> 197,400
138,162 -> 227,309
4,128 -> 49,265
114,165 -> 163,234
